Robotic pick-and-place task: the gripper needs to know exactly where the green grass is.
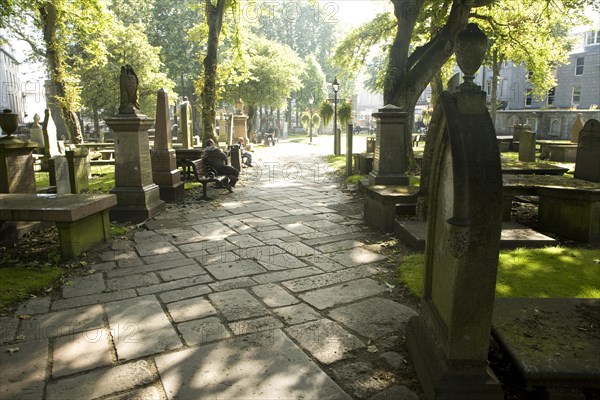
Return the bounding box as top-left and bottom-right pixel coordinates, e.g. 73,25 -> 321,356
398,246 -> 600,299
0,262 -> 63,310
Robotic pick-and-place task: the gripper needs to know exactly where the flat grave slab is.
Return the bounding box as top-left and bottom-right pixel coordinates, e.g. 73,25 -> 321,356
395,220 -> 557,250
492,298 -> 600,394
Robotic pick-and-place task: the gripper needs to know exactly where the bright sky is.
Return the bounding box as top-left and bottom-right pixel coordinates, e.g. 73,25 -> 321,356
318,0 -> 390,30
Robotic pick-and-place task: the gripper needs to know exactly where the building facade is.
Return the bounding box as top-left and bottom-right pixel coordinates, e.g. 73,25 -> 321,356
0,45 -> 26,123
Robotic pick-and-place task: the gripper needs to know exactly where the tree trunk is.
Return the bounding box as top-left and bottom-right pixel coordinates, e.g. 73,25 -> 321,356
384,0 -> 474,168
247,104 -> 257,136
40,2 -> 82,144
200,0 -> 226,144
93,108 -> 103,142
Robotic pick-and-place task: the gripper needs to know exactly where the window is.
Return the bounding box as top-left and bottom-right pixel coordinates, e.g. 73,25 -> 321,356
575,57 -> 584,75
585,30 -> 599,46
525,89 -> 533,107
547,88 -> 555,105
572,86 -> 581,105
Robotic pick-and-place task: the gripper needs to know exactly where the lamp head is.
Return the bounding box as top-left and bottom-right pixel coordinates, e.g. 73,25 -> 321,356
332,77 -> 340,93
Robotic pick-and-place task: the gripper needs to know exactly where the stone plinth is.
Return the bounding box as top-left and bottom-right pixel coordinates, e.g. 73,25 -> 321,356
369,105 -> 409,186
104,115 -> 165,223
218,115 -> 228,143
233,114 -> 248,144
230,144 -> 242,171
364,185 -> 419,232
151,89 -> 184,202
0,136 -> 37,194
179,102 -> 193,149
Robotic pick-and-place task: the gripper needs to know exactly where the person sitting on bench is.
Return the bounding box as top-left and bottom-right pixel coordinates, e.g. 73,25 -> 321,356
202,139 -> 239,190
237,137 -> 253,167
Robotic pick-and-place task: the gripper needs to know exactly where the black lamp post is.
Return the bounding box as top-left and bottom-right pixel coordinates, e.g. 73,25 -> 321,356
332,77 -> 340,155
308,94 -> 314,144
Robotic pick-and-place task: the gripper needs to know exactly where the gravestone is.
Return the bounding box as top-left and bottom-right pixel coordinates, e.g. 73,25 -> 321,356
151,88 -> 185,202
517,125 -> 536,162
571,113 -> 585,143
41,109 -> 61,157
29,114 -> 44,152
65,148 -> 89,193
179,100 -> 193,149
406,24 -> 504,400
104,65 -> 165,223
54,155 -> 71,194
368,105 -> 409,186
574,119 -> 600,183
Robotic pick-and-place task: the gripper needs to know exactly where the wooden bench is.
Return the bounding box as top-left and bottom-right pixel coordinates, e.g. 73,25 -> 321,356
181,158 -> 229,200
0,193 -> 117,258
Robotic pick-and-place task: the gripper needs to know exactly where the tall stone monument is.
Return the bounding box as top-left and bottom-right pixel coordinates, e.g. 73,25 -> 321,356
574,119 -> 600,183
29,114 -> 44,152
104,65 -> 165,222
368,105 -> 409,185
179,98 -> 193,149
218,111 -> 228,143
151,89 -> 185,202
406,24 -> 504,400
233,98 -> 248,143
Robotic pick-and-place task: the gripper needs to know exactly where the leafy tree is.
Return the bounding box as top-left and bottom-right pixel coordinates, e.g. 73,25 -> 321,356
335,0 -> 593,166
221,35 -> 304,135
4,0 -> 107,143
297,54 -> 327,112
76,20 -> 175,135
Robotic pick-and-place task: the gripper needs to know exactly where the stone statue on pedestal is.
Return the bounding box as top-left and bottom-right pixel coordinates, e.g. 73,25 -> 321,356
119,64 -> 141,115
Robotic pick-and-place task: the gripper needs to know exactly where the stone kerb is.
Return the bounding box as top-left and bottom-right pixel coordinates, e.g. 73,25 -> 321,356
406,23 -> 504,400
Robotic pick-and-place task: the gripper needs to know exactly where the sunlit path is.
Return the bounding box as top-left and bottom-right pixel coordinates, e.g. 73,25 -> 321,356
0,140 -> 422,400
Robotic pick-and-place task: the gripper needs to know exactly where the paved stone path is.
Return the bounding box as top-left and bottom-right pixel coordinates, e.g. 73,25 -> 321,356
0,142 -> 421,400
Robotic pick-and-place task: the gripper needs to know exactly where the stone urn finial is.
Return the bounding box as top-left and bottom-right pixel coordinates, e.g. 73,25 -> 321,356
456,23 -> 488,86
235,98 -> 244,115
0,109 -> 18,137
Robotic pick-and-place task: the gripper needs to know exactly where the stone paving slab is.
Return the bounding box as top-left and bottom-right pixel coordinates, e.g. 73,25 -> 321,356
282,265 -> 381,293
329,247 -> 387,266
0,317 -> 18,344
177,317 -> 232,345
328,298 -> 418,340
62,273 -> 106,298
106,272 -> 160,290
51,289 -> 138,311
0,339 -> 48,400
205,259 -> 267,280
15,296 -> 51,316
208,276 -> 258,292
158,284 -> 212,304
286,318 -> 365,364
135,241 -> 180,257
251,283 -> 299,308
165,297 -> 217,323
45,360 -> 155,400
105,296 -> 182,361
299,278 -> 388,310
105,385 -> 162,400
252,266 -> 324,285
208,289 -> 270,321
52,328 -> 113,378
155,329 -> 351,400
106,257 -> 196,278
136,275 -> 213,296
272,303 -> 322,326
229,316 -> 283,336
19,305 -> 104,341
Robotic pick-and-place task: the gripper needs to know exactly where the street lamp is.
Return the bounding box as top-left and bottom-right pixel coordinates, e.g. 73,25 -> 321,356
308,94 -> 314,144
331,77 -> 340,155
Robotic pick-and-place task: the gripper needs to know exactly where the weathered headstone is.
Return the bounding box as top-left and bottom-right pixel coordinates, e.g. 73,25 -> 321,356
574,119 -> 600,182
406,24 -> 504,400
368,105 -> 409,186
54,155 -> 71,194
179,100 -> 193,149
571,113 -> 585,143
517,124 -> 536,162
104,65 -> 165,222
151,89 -> 185,202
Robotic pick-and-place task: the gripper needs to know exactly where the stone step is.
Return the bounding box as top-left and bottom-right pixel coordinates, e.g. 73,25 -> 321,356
394,220 -> 557,251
